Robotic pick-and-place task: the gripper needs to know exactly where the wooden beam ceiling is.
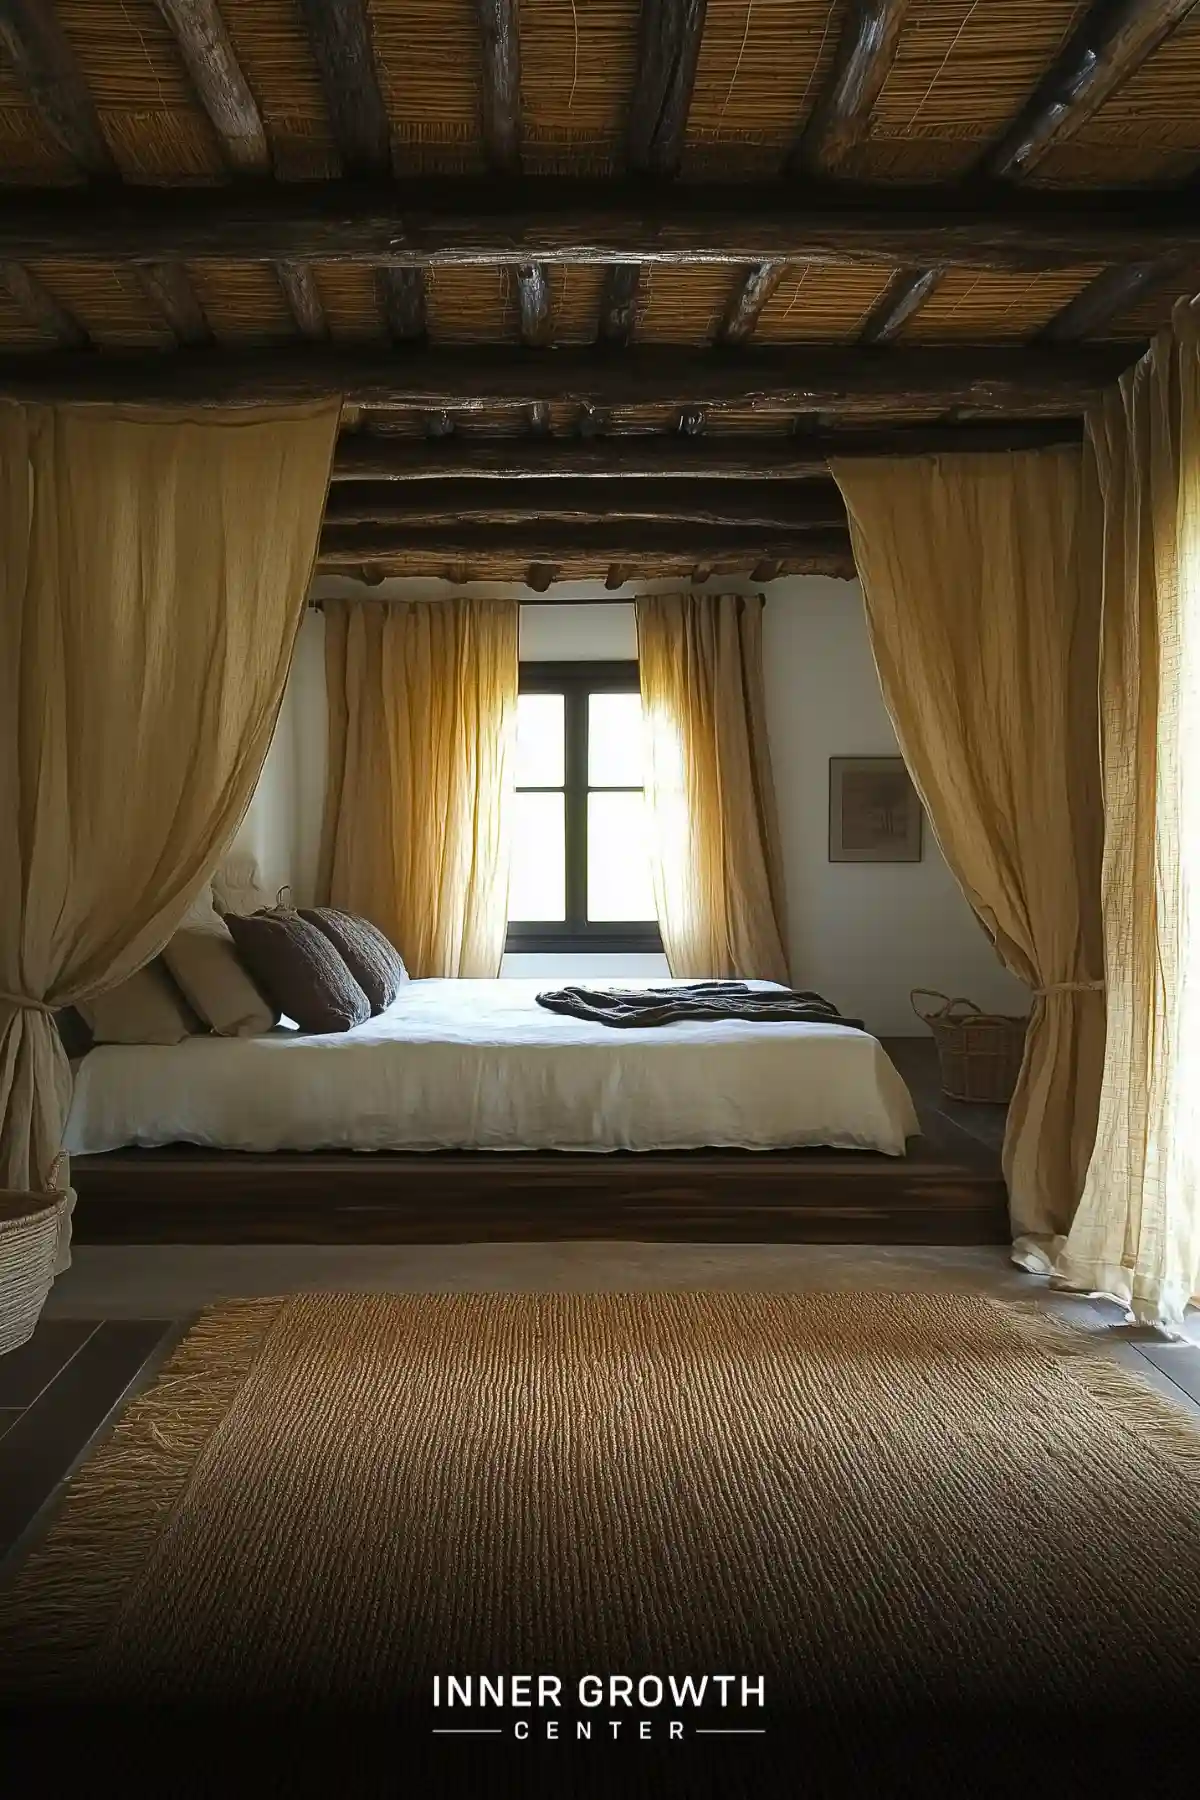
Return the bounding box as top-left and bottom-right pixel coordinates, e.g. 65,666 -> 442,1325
861,0 -> 1199,344
0,0 -> 211,348
0,343 -> 1128,413
324,478 -> 849,531
317,521 -> 857,576
2,180 -> 1192,270
330,421 -> 1082,482
0,259 -> 89,348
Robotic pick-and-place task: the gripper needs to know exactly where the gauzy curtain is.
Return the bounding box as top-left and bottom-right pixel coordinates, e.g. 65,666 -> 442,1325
831,450 -> 1105,1252
636,592 -> 789,982
319,597 -> 519,978
1055,301 -> 1200,1331
0,399 -> 340,1217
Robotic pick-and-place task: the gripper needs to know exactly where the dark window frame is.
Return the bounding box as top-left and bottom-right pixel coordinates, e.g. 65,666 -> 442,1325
506,659 -> 664,955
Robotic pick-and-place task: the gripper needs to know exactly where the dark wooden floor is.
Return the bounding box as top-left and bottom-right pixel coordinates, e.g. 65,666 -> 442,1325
69,1039 -> 1011,1247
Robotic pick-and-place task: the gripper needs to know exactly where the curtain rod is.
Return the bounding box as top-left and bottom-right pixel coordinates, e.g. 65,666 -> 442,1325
308,591 -> 767,609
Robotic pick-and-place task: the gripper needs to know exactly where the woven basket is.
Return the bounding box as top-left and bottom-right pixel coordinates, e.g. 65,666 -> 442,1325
911,990 -> 1029,1105
0,1151 -> 73,1357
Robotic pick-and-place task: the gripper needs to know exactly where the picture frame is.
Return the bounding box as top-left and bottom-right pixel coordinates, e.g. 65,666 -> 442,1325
829,756 -> 923,863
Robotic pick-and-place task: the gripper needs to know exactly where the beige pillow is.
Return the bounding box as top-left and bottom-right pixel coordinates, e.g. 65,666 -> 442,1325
162,925 -> 279,1038
77,961 -> 196,1046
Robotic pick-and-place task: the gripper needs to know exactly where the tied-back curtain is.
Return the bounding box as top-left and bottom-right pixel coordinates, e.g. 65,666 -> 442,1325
319,597 -> 518,978
831,450 -> 1105,1250
1056,301 -> 1200,1330
636,592 -> 789,982
0,399 -> 340,1203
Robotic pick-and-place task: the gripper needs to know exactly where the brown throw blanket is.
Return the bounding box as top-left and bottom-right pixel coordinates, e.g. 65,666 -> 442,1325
535,979 -> 864,1030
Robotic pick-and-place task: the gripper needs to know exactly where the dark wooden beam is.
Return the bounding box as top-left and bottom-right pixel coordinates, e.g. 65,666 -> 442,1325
578,400 -> 612,436
332,419 -> 1084,481
718,260 -> 788,346
3,342 -> 1126,413
527,399 -> 551,434
627,0 -> 708,177
324,477 -> 848,530
599,264 -> 642,346
751,559 -> 782,582
136,263 -> 214,348
376,267 -> 426,341
474,0 -> 521,172
791,0 -> 912,175
516,263 -> 552,346
984,0 -> 1199,182
678,406 -> 706,435
295,0 -> 391,176
2,179 -> 1195,270
276,261 -> 328,341
605,565 -> 630,589
0,260 -> 89,348
0,0 -> 115,175
526,563 -> 558,592
1039,252 -> 1190,342
859,267 -> 945,344
151,0 -> 270,173
318,522 -> 858,575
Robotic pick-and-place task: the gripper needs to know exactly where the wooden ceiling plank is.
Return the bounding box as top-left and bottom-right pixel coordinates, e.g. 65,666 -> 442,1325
0,260 -> 89,348
151,0 -> 270,174
0,0 -> 115,176
333,420 -> 1083,482
985,0 -> 1200,182
790,0 -> 913,177
2,182 -> 1194,269
0,342 -> 1128,414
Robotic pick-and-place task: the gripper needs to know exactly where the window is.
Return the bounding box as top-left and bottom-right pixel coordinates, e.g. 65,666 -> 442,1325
507,660 -> 662,953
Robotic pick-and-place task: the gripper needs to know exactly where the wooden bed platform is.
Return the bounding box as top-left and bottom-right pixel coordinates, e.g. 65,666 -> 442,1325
68,1041 -> 1010,1246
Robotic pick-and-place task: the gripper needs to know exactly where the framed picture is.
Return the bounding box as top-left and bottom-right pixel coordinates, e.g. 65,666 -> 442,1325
829,756 -> 923,863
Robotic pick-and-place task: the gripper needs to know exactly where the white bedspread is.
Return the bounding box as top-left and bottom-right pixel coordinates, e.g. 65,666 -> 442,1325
64,978 -> 920,1157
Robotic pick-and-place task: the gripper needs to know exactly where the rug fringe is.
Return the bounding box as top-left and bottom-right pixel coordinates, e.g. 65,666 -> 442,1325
0,1296 -> 286,1694
990,1298 -> 1200,1487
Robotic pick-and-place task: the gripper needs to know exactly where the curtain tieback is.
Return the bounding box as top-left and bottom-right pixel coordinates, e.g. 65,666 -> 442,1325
1032,980 -> 1105,996
0,991 -> 55,1015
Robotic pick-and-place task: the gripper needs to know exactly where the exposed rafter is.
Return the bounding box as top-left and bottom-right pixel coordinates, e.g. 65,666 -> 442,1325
324,477 -> 848,530
1,180 -> 1193,269
376,268 -> 426,342
1039,251 -> 1191,343
515,263 -> 552,346
294,0 -> 391,176
151,0 -> 270,173
526,563 -> 558,592
0,0 -> 208,349
598,263 -> 642,347
136,262 -> 213,348
984,0 -> 1199,182
275,261 -> 329,341
862,0 -> 1199,343
0,260 -> 89,348
473,0 -> 522,173
332,421 -> 1084,482
0,0 -> 115,175
791,0 -> 912,176
717,260 -> 788,346
0,343 -> 1129,414
318,521 -> 857,576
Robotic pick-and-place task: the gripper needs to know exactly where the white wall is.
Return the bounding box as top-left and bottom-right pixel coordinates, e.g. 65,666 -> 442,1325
235,573 -> 1026,1034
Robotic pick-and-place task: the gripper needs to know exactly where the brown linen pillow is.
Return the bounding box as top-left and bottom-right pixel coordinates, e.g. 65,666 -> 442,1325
76,960 -> 198,1046
298,908 -> 408,1015
162,925 -> 279,1038
225,908 -> 371,1034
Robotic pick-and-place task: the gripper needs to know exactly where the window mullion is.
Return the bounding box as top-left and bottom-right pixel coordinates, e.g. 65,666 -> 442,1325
564,685 -> 588,931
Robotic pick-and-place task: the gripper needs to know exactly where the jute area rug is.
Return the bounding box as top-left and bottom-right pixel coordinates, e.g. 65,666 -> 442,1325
2,1290 -> 1199,1794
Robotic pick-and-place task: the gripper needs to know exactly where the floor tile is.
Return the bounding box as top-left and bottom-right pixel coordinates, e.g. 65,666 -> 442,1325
0,1319 -> 97,1408
0,1319 -> 172,1562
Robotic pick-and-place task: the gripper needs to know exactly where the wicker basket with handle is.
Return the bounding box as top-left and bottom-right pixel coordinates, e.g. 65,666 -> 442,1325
0,1151 -> 73,1356
911,991 -> 1029,1105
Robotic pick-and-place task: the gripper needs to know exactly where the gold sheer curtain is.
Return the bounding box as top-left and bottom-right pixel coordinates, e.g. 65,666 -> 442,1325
831,450 -> 1105,1251
635,592 -> 789,982
0,399 -> 340,1224
1055,301 -> 1200,1330
319,597 -> 519,978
